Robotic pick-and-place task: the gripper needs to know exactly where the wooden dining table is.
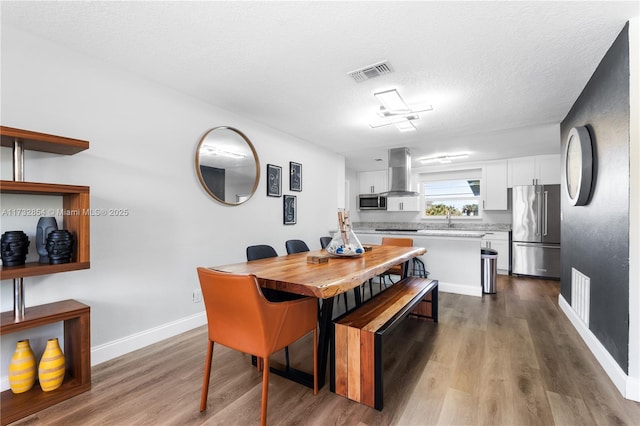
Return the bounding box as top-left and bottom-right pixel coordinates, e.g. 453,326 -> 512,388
209,244 -> 426,389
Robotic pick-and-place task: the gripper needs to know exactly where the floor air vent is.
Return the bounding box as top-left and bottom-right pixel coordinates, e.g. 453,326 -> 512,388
571,267 -> 590,326
347,60 -> 393,82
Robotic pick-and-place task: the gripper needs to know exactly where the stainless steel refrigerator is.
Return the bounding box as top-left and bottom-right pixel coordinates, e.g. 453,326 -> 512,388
511,184 -> 561,278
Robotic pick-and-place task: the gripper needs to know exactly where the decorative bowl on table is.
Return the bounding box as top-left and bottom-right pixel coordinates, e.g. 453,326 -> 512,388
325,237 -> 364,257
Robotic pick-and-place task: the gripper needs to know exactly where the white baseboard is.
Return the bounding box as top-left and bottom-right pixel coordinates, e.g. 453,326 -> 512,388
558,294 -> 639,401
627,376 -> 640,401
437,281 -> 482,297
91,311 -> 207,366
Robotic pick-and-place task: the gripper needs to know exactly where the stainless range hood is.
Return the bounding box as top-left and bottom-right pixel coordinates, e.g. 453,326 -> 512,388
380,147 -> 420,197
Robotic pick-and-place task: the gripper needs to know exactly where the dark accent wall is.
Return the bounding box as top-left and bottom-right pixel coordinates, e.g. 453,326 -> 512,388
560,23 -> 630,372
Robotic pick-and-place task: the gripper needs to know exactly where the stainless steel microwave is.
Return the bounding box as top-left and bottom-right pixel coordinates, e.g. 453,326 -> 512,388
358,194 -> 387,210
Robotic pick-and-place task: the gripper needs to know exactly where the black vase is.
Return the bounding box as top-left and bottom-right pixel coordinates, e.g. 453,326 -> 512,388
1,231 -> 30,266
46,230 -> 74,265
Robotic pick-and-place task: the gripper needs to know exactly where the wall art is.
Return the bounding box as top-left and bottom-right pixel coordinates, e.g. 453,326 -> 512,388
267,164 -> 282,197
289,161 -> 302,192
283,195 -> 297,225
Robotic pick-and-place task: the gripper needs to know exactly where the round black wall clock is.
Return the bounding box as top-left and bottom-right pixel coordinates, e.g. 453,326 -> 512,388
564,126 -> 593,206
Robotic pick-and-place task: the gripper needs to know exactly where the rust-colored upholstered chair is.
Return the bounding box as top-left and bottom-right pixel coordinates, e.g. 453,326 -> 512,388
379,237 -> 414,285
197,267 -> 317,426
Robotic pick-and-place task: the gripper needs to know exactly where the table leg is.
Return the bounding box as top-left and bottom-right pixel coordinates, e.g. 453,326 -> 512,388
402,260 -> 409,278
354,286 -> 362,306
317,296 -> 334,388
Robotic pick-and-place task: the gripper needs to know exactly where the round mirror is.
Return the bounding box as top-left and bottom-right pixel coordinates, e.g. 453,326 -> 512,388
564,126 -> 593,206
195,127 -> 260,205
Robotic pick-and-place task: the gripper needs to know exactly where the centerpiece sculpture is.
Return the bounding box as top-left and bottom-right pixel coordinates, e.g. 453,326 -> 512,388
325,209 -> 364,257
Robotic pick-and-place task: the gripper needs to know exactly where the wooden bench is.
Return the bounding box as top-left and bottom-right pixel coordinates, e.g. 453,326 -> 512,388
330,277 -> 438,410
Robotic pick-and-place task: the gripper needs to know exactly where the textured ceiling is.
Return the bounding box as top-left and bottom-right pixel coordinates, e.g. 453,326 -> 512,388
1,1 -> 638,171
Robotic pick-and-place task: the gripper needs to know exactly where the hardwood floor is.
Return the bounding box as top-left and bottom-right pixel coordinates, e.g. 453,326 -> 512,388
10,275 -> 640,425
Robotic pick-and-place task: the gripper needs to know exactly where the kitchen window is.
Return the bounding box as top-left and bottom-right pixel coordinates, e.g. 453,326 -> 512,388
420,169 -> 482,219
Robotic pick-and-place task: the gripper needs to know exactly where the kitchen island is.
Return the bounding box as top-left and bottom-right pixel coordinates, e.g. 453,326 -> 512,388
355,229 -> 485,297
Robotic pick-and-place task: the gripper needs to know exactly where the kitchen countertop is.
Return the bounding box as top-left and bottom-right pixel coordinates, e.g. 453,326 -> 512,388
352,221 -> 511,234
355,229 -> 487,238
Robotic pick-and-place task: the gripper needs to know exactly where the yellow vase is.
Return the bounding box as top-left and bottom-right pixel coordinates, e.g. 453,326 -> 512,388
8,339 -> 37,394
38,338 -> 65,392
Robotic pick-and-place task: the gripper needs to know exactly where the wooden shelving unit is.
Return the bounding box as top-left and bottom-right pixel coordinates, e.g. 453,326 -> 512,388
0,127 -> 91,424
0,300 -> 91,425
0,126 -> 89,155
0,181 -> 90,280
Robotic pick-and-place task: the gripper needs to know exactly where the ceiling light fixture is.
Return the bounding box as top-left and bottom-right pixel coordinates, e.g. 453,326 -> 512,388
375,89 -> 409,111
419,153 -> 470,164
369,89 -> 432,131
369,113 -> 420,129
395,120 -> 416,132
377,107 -> 431,119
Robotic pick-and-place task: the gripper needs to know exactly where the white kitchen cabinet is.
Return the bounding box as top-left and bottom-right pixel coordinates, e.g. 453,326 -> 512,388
358,170 -> 388,194
535,154 -> 561,185
508,154 -> 561,187
482,231 -> 510,274
387,196 -> 420,212
482,160 -> 508,210
508,157 -> 535,187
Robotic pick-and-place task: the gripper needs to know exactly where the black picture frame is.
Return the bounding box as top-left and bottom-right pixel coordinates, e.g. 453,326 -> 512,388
289,161 -> 302,192
283,195 -> 297,225
266,164 -> 282,197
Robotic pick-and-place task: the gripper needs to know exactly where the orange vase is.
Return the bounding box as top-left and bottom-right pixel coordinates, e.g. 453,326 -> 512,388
38,338 -> 66,391
8,339 -> 36,394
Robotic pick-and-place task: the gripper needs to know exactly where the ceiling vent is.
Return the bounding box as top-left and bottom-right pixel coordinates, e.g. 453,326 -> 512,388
347,60 -> 393,83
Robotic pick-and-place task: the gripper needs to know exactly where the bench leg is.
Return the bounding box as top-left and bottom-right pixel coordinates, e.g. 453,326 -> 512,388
408,285 -> 438,322
374,332 -> 383,410
433,286 -> 438,323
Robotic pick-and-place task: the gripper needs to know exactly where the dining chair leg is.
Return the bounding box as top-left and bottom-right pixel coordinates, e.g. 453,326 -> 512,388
284,347 -> 290,370
260,356 -> 270,426
200,340 -> 214,412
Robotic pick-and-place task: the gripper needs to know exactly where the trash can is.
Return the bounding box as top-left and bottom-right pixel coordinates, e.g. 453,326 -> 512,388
481,248 -> 498,294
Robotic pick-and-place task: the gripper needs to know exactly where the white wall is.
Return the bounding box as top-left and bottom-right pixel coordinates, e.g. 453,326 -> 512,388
0,25 -> 344,388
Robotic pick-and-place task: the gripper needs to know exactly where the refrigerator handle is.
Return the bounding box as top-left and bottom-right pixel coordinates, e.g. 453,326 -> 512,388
536,189 -> 542,236
543,190 -> 548,236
